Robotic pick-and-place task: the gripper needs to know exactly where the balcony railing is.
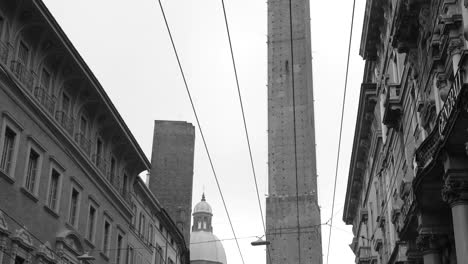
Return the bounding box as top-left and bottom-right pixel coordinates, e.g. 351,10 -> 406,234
92,154 -> 109,176
415,67 -> 467,170
55,110 -> 75,136
33,86 -> 55,115
414,125 -> 439,169
438,66 -> 464,136
75,133 -> 91,156
10,60 -> 35,92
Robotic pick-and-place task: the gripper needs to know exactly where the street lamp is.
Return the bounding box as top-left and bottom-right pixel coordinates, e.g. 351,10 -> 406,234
251,237 -> 270,246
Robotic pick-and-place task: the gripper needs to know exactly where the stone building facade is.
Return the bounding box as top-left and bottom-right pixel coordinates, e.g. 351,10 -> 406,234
0,1 -> 189,264
265,0 -> 322,263
150,120 -> 195,246
343,0 -> 468,264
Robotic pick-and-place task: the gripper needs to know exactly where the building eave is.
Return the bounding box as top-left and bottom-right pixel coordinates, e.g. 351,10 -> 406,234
359,0 -> 384,60
33,0 -> 151,172
343,83 -> 377,225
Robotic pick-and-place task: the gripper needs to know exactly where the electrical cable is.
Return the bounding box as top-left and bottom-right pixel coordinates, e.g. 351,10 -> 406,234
326,0 -> 357,263
217,1 -> 273,263
156,1 -> 245,263
287,0 -> 302,262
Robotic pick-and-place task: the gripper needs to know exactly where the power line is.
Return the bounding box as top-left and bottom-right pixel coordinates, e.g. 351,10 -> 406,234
156,1 -> 245,263
326,0 -> 357,263
217,0 -> 273,263
287,0 -> 302,262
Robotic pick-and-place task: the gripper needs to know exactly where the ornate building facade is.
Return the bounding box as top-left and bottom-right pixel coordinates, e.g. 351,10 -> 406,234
343,0 -> 468,264
0,1 -> 189,264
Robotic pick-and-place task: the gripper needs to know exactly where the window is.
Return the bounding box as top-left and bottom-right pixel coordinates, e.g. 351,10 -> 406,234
139,213 -> 145,237
0,17 -> 5,40
61,93 -> 70,114
131,203 -> 137,227
47,169 -> 61,211
127,245 -> 134,264
18,41 -> 29,66
116,234 -> 123,264
148,224 -> 153,246
41,68 -> 51,91
79,116 -> 87,136
155,245 -> 163,264
96,139 -> 103,158
24,149 -> 39,193
122,173 -> 128,197
69,188 -> 80,227
86,204 -> 97,243
0,127 -> 16,174
103,220 -> 111,255
110,157 -> 116,183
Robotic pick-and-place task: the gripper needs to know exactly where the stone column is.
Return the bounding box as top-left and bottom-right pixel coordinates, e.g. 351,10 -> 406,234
448,38 -> 463,74
9,243 -> 18,264
460,0 -> 468,41
416,234 -> 443,264
442,175 -> 468,264
0,236 -> 6,264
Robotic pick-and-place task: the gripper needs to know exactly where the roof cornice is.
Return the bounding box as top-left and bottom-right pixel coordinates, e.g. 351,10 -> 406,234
343,83 -> 377,224
32,0 -> 151,171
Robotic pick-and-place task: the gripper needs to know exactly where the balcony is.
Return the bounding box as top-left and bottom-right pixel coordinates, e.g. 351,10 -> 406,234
10,60 -> 35,92
92,154 -> 109,177
415,65 -> 467,170
33,86 -> 56,115
355,246 -> 371,264
55,110 -> 75,136
75,133 -> 91,156
382,84 -> 402,128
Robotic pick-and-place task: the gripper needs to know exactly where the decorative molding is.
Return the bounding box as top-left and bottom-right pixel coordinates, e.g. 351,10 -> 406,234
442,173 -> 468,205
416,234 -> 444,252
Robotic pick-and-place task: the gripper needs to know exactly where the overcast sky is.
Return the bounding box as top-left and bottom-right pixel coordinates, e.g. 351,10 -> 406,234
42,0 -> 366,263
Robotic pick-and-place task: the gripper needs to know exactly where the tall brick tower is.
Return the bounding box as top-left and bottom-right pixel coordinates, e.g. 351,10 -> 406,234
265,0 -> 322,263
149,120 -> 195,245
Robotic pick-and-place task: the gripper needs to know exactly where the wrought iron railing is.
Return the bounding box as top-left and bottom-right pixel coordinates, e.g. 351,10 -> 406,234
10,60 -> 35,92
414,124 -> 439,168
438,66 -> 464,136
414,67 -> 466,169
55,110 -> 74,136
75,133 -> 91,156
33,86 -> 55,115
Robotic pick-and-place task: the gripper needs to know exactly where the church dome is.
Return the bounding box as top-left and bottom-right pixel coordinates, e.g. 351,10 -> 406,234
190,231 -> 227,264
193,194 -> 212,214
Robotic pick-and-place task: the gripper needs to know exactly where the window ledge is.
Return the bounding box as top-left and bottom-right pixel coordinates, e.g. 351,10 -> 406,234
65,222 -> 78,232
43,205 -> 59,219
0,170 -> 15,184
20,187 -> 38,203
99,252 -> 109,262
84,238 -> 95,249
